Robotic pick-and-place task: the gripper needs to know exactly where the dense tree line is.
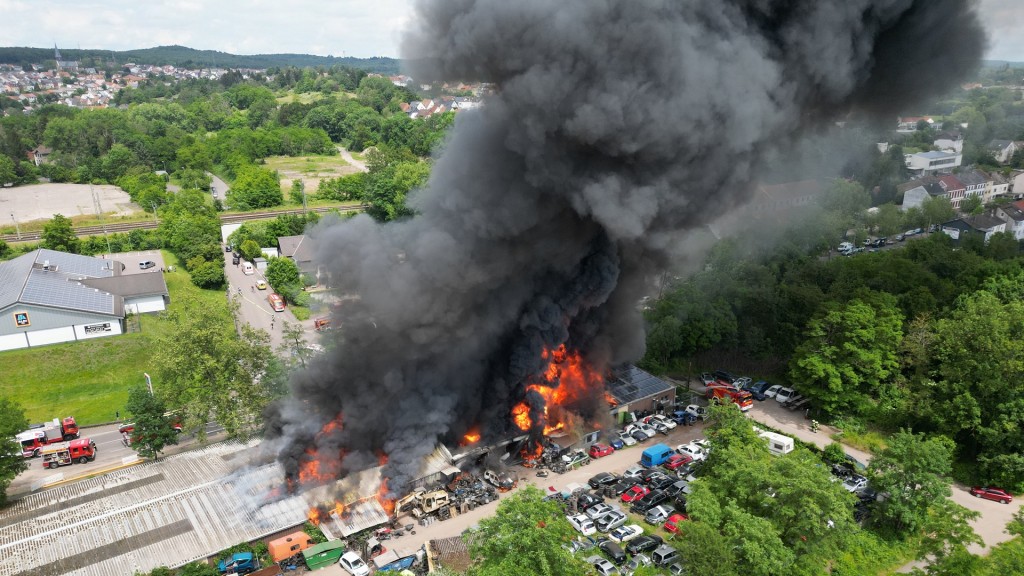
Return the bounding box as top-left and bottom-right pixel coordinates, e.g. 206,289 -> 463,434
0,46 -> 398,73
641,179 -> 1024,489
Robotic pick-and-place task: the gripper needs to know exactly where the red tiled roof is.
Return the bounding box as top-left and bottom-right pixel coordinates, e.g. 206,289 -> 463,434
938,175 -> 964,191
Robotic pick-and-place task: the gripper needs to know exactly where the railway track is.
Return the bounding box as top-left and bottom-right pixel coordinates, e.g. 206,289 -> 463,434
1,204 -> 365,243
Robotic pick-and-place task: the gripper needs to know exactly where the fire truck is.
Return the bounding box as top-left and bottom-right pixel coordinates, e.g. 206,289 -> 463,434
40,438 -> 97,469
17,417 -> 80,457
706,382 -> 754,411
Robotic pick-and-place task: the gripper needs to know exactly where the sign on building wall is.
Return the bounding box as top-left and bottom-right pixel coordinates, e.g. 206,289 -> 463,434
13,312 -> 30,327
83,322 -> 112,334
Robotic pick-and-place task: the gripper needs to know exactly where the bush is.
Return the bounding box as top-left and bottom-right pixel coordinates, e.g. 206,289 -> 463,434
189,260 -> 226,289
822,442 -> 847,465
303,521 -> 327,544
291,306 -> 311,321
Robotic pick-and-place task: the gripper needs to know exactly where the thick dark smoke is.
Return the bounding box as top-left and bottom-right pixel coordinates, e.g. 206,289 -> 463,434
263,0 -> 986,494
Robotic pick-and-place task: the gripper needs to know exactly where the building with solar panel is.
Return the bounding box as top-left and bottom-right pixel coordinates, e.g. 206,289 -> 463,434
606,365 -> 678,423
0,249 -> 169,351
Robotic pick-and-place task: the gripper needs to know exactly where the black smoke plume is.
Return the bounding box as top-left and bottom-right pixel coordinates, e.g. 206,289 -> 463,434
264,0 -> 986,494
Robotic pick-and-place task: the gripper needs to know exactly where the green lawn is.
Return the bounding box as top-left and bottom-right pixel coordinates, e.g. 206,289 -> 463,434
264,154 -> 351,175
0,251 -> 232,425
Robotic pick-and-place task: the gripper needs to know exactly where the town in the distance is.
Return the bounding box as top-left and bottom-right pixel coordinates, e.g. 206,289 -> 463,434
2,12 -> 1024,576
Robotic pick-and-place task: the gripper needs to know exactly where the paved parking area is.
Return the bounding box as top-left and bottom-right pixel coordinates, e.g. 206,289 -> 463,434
104,250 -> 166,274
1,183 -> 136,223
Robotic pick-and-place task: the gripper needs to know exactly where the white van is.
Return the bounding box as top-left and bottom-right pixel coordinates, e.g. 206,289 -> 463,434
242,262 -> 255,275
758,431 -> 794,456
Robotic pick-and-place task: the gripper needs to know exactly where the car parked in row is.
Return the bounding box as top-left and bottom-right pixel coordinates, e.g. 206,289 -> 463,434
663,513 -> 689,533
609,524 -> 644,543
586,502 -> 618,521
599,539 -> 628,565
676,442 -> 708,462
588,471 -> 619,490
626,535 -> 664,556
596,510 -> 628,532
644,505 -> 674,525
589,443 -> 615,459
621,485 -> 650,503
587,555 -> 619,576
617,430 -> 638,447
568,513 -> 597,536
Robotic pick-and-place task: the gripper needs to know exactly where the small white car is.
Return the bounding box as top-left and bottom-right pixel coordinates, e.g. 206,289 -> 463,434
568,513 -> 597,536
339,551 -> 370,576
622,465 -> 646,479
843,475 -> 869,493
647,414 -> 677,430
774,387 -> 796,403
683,404 -> 709,420
676,442 -> 708,462
635,422 -> 658,438
617,430 -> 638,446
609,523 -> 644,543
691,438 -> 712,453
763,384 -> 783,399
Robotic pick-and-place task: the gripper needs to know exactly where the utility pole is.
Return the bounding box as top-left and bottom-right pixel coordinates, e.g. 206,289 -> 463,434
10,212 -> 20,240
300,181 -> 307,216
144,373 -> 153,396
91,185 -> 112,254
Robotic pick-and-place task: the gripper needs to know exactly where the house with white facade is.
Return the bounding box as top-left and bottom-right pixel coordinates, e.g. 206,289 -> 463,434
995,201 -> 1024,240
941,215 -> 1007,244
905,151 -> 962,175
988,140 -> 1017,164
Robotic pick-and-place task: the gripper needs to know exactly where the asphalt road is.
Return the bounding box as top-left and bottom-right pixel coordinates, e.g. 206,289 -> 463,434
7,420 -> 225,498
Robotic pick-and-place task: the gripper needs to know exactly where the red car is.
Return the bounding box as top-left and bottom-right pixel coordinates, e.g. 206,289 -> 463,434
662,454 -> 693,471
970,486 -> 1013,504
621,485 -> 650,503
664,513 -> 689,533
589,443 -> 614,459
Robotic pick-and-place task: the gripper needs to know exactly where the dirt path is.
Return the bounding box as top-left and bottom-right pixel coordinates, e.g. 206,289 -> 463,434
337,147 -> 368,172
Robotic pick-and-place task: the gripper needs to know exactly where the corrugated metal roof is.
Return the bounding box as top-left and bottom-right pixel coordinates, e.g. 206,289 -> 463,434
0,252 -> 37,310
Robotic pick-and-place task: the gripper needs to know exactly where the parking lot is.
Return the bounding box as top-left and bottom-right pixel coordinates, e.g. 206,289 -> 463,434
103,249 -> 166,274
1,182 -> 137,224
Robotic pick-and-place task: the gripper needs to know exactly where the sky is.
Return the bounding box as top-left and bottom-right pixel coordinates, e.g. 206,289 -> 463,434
0,0 -> 1022,61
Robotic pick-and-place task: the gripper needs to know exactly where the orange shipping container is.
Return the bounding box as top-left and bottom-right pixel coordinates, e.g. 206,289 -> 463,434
268,531 -> 314,562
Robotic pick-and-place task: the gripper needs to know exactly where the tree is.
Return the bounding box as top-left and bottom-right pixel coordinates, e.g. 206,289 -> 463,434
0,154 -> 15,185
239,239 -> 261,262
921,196 -> 955,226
123,384 -> 179,459
153,301 -> 278,440
0,397 -> 29,504
188,259 -> 226,289
464,485 -> 590,576
158,189 -> 221,263
265,256 -> 301,299
869,430 -> 960,535
279,321 -> 312,369
289,180 -> 305,205
985,232 -> 1019,260
227,165 -> 282,210
41,213 -> 80,253
959,195 -> 983,215
789,295 -> 904,417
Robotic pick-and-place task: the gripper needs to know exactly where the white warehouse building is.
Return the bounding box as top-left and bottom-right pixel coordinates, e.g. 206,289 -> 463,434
0,249 -> 169,351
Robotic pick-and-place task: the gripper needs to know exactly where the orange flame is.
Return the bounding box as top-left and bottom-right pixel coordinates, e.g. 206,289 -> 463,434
378,478 -> 396,515
512,403 -> 531,431
378,452 -> 389,467
605,391 -> 619,407
331,501 -> 346,517
308,507 -> 322,525
521,344 -> 604,434
462,428 -> 481,445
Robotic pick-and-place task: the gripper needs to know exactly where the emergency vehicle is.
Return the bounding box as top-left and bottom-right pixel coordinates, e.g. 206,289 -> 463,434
40,438 -> 97,468
18,416 -> 80,457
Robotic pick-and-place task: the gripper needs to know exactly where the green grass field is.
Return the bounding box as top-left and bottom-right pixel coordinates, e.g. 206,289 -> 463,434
264,154 -> 351,175
0,251 -> 232,425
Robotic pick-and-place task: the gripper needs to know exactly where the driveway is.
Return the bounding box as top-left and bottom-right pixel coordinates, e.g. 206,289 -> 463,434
746,400 -> 1023,567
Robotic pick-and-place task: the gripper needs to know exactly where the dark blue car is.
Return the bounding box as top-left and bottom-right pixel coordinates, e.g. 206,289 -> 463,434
670,411 -> 696,426
744,380 -> 772,401
608,436 -> 625,450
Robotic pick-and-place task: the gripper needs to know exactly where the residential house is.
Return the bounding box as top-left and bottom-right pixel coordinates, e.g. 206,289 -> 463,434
995,201 -> 1024,240
905,151 -> 962,175
898,176 -> 946,210
941,215 -> 1007,244
938,175 -> 967,209
957,170 -> 988,204
27,145 -> 52,166
1013,170 -> 1024,198
277,234 -> 323,285
897,116 -> 934,132
933,132 -> 963,153
977,169 -> 1011,203
988,139 -> 1017,164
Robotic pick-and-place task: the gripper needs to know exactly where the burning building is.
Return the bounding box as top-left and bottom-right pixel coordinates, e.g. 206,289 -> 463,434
264,0 -> 986,499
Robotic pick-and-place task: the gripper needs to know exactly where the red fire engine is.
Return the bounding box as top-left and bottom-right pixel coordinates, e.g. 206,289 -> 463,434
40,438 -> 97,468
706,382 -> 754,411
17,417 -> 80,457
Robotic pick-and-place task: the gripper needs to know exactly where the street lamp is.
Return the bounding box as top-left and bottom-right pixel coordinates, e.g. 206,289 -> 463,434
144,372 -> 153,396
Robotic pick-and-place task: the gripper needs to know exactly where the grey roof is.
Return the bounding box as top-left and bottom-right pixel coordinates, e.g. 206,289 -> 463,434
0,249 -> 122,316
958,170 -> 987,187
989,139 -> 1014,150
80,271 -> 168,298
607,365 -> 675,405
1000,204 -> 1024,222
964,214 -> 1006,231
917,151 -> 956,160
278,235 -> 314,263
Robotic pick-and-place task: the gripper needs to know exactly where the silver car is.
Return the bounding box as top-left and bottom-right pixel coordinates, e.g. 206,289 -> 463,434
596,510 -> 627,532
